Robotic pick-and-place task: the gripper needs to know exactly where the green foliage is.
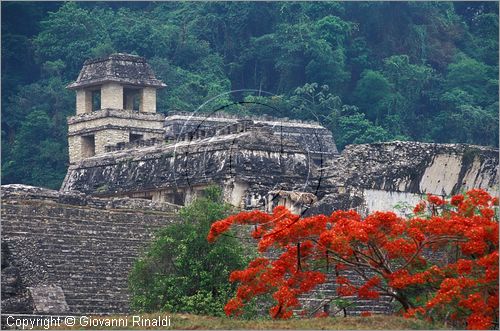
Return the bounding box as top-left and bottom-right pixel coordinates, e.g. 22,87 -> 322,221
33,2 -> 110,78
445,53 -> 498,106
149,56 -> 231,113
287,83 -> 401,149
352,70 -> 392,124
2,109 -> 67,188
1,2 -> 498,188
290,83 -> 343,122
336,113 -> 391,149
1,77 -> 72,189
128,187 -> 247,316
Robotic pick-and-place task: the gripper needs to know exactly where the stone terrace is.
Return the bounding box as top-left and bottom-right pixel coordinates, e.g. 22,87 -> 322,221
1,185 -> 179,314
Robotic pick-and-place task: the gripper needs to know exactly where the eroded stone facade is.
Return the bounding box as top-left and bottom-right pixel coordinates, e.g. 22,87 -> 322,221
308,141 -> 499,216
63,122 -> 323,213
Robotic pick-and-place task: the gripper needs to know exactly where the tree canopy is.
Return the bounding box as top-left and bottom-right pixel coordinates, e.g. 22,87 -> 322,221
2,2 -> 498,189
208,189 -> 499,329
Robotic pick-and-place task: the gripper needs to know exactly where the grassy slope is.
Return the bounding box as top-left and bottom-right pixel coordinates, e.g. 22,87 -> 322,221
51,313 -> 446,330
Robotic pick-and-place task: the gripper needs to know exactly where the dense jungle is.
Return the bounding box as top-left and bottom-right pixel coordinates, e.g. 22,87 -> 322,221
1,1 -> 498,189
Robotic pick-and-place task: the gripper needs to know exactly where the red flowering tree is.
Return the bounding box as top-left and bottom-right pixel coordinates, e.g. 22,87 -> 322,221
208,189 -> 498,329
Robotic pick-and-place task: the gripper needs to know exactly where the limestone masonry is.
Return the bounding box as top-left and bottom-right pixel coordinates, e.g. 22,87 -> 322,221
2,185 -> 178,315
2,53 -> 498,317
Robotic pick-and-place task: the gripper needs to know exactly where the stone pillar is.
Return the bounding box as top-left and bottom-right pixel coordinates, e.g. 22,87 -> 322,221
140,87 -> 156,113
76,90 -> 92,114
101,83 -> 123,109
68,136 -> 81,163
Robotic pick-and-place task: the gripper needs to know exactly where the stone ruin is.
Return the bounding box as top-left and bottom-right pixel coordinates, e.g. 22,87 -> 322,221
1,53 -> 498,319
66,53 -> 166,163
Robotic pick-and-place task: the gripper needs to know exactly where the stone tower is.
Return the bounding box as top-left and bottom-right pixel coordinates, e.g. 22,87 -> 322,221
66,53 -> 166,163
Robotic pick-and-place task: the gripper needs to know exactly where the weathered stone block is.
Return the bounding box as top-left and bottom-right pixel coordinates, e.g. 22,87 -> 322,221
28,285 -> 70,314
76,90 -> 92,114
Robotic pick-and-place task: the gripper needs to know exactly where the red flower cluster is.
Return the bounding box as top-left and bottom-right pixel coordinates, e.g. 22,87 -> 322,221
358,277 -> 380,299
208,189 -> 498,329
427,194 -> 445,206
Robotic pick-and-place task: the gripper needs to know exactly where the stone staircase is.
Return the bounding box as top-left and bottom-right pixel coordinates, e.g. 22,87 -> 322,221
296,272 -> 394,317
1,185 -> 179,315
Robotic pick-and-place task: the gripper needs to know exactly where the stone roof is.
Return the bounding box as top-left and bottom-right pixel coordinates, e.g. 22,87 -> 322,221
67,53 -> 166,89
164,113 -> 339,155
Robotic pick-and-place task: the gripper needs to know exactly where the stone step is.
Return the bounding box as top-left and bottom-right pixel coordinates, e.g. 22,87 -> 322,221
65,297 -> 129,304
1,211 -> 177,222
34,249 -> 142,257
2,221 -> 161,229
67,305 -> 130,314
64,290 -> 128,298
65,293 -> 129,300
3,232 -> 158,244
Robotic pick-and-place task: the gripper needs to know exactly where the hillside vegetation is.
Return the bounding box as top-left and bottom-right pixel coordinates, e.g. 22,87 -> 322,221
2,2 -> 498,189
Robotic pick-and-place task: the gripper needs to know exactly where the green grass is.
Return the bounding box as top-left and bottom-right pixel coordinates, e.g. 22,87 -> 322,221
51,313 -> 447,330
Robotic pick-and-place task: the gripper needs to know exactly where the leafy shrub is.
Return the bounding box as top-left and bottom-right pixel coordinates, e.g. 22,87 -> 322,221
129,186 -> 248,316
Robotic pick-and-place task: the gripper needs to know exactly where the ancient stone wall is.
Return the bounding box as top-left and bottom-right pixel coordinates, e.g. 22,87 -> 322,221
5,134 -> 499,317
1,185 -> 179,314
67,53 -> 166,164
94,129 -> 129,156
67,109 -> 165,163
331,141 -> 498,194
67,54 -> 165,90
75,90 -> 92,115
311,141 -> 499,216
296,272 -> 394,317
68,109 -> 165,133
62,128 -> 323,209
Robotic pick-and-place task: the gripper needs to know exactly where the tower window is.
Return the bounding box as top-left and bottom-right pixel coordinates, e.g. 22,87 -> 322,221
81,135 -> 95,157
124,88 -> 141,111
129,133 -> 143,142
92,90 -> 101,111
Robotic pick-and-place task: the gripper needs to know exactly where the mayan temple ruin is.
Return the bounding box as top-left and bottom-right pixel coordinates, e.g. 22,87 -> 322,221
2,54 -> 499,318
